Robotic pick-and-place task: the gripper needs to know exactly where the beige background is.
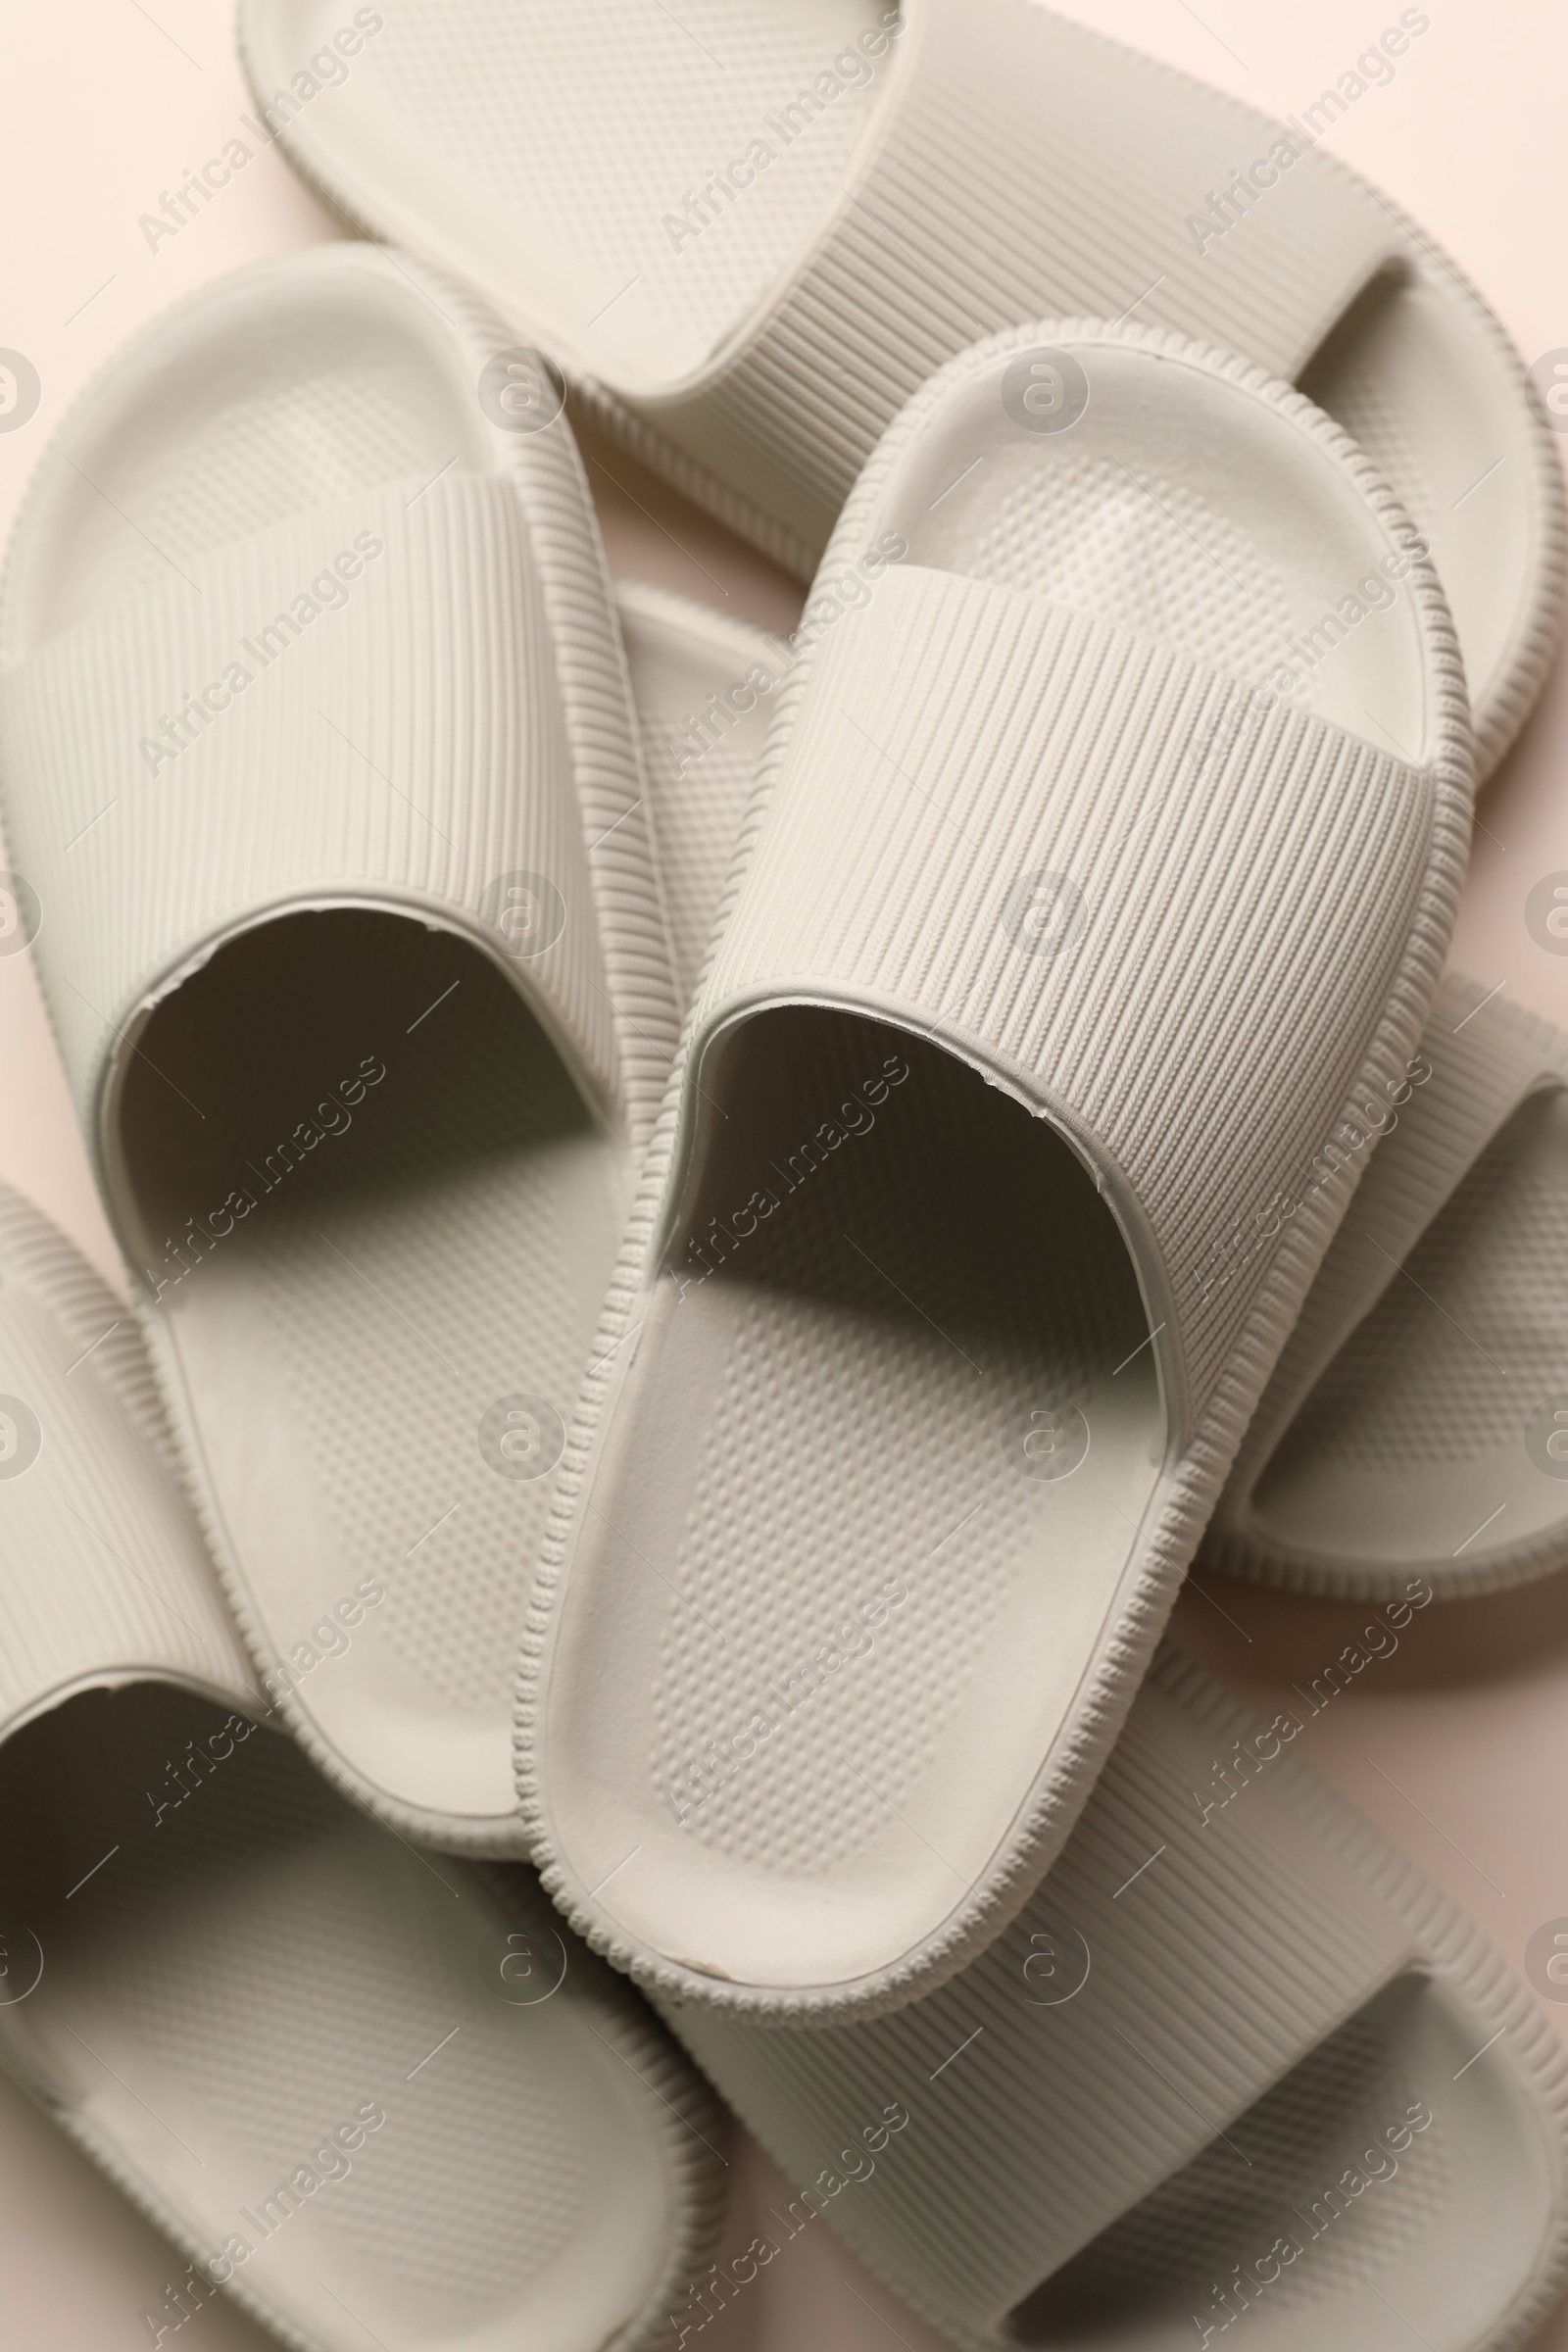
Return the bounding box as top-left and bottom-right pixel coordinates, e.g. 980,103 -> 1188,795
1,0 -> 1566,2343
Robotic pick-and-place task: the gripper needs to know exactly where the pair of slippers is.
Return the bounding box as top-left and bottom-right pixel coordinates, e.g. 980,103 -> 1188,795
0,6 -> 1565,2346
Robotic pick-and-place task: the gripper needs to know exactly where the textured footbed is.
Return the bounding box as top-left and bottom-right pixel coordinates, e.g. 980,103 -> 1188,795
0,1169 -> 729,2352
662,1654 -> 1568,2350
1,238 -> 793,1851
243,0 -> 888,391
239,0 -> 1544,762
1017,1982 -> 1456,2343
0,619 -> 756,2347
8,254 -> 637,1840
531,332 -> 1443,2000
107,580 -> 777,1835
118,908 -> 624,1824
1248,1085 -> 1568,1576
562,1006 -> 1157,1984
0,1682 -> 712,2352
1003,1981 -> 1529,2352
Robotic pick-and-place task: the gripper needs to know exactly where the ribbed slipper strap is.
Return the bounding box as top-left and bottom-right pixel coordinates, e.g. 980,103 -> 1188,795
0,474 -> 620,1131
638,0 -> 1403,552
663,1647 -> 1438,2337
1218,974 -> 1568,1517
0,1184 -> 254,1732
682,564 -> 1468,1433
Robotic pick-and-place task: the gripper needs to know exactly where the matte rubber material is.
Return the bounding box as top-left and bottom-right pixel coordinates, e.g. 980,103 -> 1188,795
0,242 -> 683,1855
1204,978 -> 1568,1599
0,1177 -> 727,2352
661,1647 -> 1568,2352
236,0 -> 1564,785
517,319 -> 1473,2023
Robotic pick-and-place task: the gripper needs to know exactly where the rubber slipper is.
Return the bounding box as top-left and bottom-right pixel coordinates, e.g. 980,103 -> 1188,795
0,241 -> 690,1854
0,1179 -> 726,2352
662,1645 -> 1568,2352
613,578 -> 788,1003
516,318 -> 1473,2023
235,0 -> 1563,782
1204,974 -> 1568,1601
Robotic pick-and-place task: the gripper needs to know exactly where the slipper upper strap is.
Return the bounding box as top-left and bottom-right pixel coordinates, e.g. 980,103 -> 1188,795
0,1184 -> 255,1738
643,0 -> 1406,554
0,473 -> 621,1134
666,1647 -> 1431,2333
683,564 -> 1468,1432
1221,976 -> 1568,1514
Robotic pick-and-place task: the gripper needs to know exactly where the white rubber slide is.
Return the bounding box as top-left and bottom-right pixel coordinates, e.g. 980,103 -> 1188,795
517,321 -> 1473,2023
0,241 -> 687,1853
236,0 -> 1564,782
0,1180 -> 726,2352
1204,975 -> 1568,1600
662,1647 -> 1568,2352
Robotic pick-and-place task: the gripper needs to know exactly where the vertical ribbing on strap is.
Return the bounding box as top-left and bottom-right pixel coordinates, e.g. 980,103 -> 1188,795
0,474 -> 621,1133
490,391 -> 686,1158
378,253 -> 685,1156
631,0 -> 1400,551
520,324 -> 1472,2022
0,1182 -> 256,1723
688,564 -> 1453,1425
0,245 -> 686,1166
